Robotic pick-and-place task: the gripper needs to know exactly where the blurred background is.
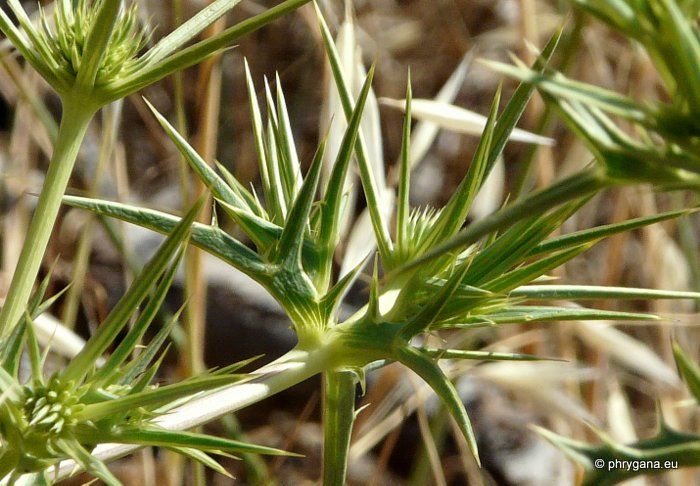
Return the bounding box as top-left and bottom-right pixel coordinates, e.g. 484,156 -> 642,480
1,0 -> 699,484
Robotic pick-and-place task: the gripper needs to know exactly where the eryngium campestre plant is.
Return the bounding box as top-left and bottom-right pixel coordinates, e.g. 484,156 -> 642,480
0,0 -> 311,354
0,202 -> 291,485
63,10 -> 700,484
480,0 -> 700,482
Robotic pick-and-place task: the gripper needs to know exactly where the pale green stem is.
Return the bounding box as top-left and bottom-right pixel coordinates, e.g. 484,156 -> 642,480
0,100 -> 96,338
322,370 -> 357,486
62,102 -> 120,328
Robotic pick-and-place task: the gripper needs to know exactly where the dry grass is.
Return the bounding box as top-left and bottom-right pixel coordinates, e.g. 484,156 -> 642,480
1,0 -> 699,484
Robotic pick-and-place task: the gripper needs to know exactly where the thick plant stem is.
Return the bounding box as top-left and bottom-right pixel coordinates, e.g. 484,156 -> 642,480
322,370 -> 357,486
0,100 -> 95,338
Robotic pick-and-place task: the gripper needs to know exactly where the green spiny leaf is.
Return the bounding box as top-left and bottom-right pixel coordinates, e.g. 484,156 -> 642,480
104,0 -> 313,101
216,199 -> 284,253
94,247 -> 183,384
140,0 -> 244,66
321,254 -> 369,323
55,437 -> 120,486
26,259 -> 59,318
367,257 -> 381,320
77,375 -> 244,421
244,59 -> 277,219
32,285 -> 71,321
397,167 -> 608,275
511,284 -> 700,300
273,138 -> 326,267
0,363 -> 21,402
463,201 -> 583,286
396,73 -> 413,253
420,84 -> 501,253
395,346 -> 480,465
316,4 -> 393,261
420,348 -> 562,361
530,208 -> 692,256
536,422 -> 700,486
215,160 -> 266,219
145,99 -> 248,211
0,319 -> 27,376
400,259 -> 472,340
62,195 -> 268,276
102,426 -> 295,456
166,446 -> 233,477
317,65 -> 376,290
24,312 -> 46,385
483,60 -> 653,126
62,199 -> 202,384
443,305 -> 656,329
275,72 -> 303,201
129,348 -> 165,395
263,77 -> 289,222
117,307 -> 182,386
486,244 -> 593,293
485,26 -> 563,174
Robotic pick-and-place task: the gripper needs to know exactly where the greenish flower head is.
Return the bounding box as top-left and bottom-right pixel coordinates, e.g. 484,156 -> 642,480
22,377 -> 83,439
39,0 -> 147,88
13,376 -> 86,473
2,0 -> 147,101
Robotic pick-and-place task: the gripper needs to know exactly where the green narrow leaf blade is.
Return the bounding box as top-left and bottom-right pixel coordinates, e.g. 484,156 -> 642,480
275,72 -> 303,200
62,195 -> 268,276
396,74 -> 413,251
316,6 -> 393,261
396,346 -> 480,465
400,260 -> 472,339
273,138 -> 326,265
94,247 -> 183,383
317,65 -> 376,289
145,100 -> 247,211
109,0 -> 312,101
78,375 -> 243,421
420,85 -> 501,252
511,285 -> 700,300
55,438 -> 121,486
102,426 -> 294,456
62,199 -> 202,383
530,209 -> 691,256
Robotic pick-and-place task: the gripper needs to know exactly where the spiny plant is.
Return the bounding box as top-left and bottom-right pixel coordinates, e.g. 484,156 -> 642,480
0,0 -> 312,344
0,201 -> 293,485
0,0 -> 314,483
534,342 -> 700,486
477,0 -> 700,482
483,0 -> 700,186
61,9 -> 700,484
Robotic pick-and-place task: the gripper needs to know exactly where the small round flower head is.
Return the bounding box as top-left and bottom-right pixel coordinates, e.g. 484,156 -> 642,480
12,0 -> 148,90
47,0 -> 147,86
22,376 -> 82,438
